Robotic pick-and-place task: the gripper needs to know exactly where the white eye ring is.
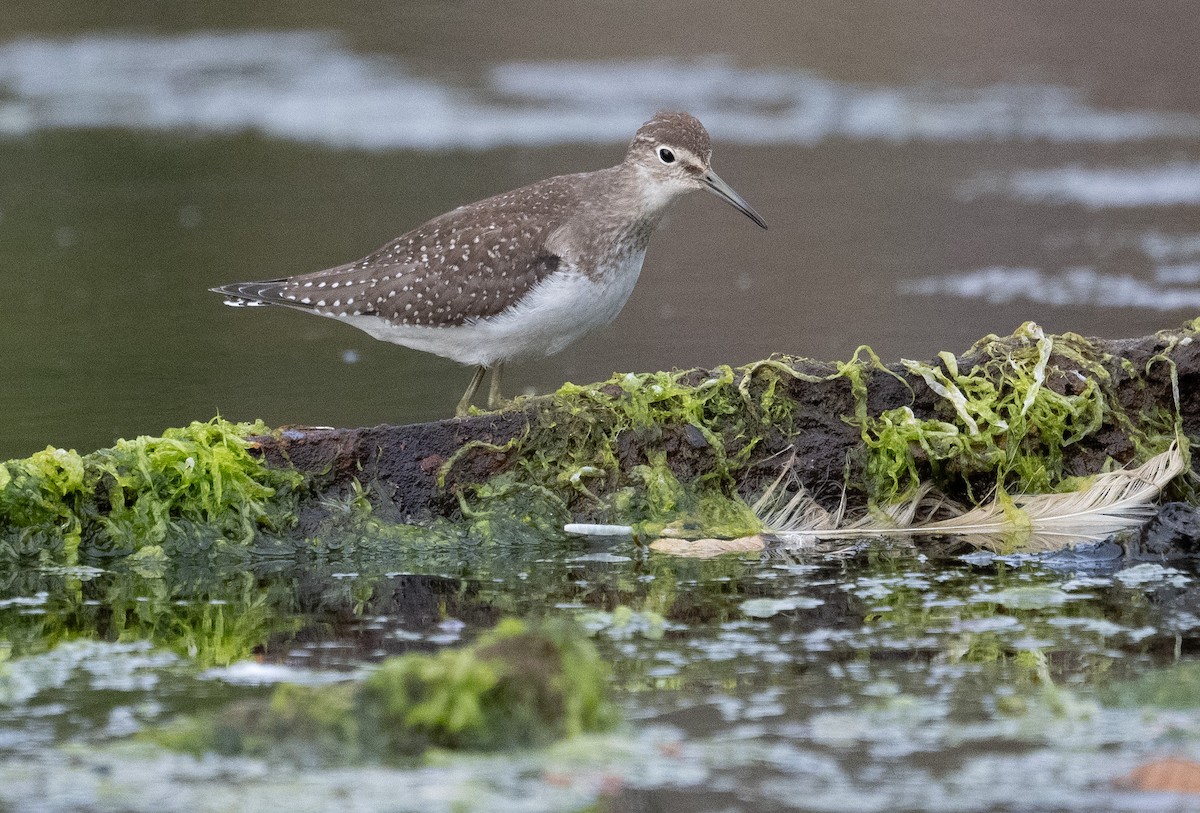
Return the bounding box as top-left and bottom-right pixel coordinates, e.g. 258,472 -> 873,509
657,147 -> 676,164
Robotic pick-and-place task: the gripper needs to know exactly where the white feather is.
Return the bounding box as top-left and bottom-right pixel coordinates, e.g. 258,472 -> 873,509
757,442 -> 1187,550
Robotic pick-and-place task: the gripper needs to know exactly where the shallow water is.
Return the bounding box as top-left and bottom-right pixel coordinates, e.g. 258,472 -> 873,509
1,534 -> 1198,812
4,3 -> 1200,809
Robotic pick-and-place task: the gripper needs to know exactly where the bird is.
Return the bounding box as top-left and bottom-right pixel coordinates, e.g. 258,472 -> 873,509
211,111 -> 767,417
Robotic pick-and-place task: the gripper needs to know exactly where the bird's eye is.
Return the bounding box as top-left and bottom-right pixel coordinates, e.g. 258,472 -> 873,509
657,147 -> 676,164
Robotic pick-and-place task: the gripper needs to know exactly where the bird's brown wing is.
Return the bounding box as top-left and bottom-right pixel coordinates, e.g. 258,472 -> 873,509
213,173 -> 588,328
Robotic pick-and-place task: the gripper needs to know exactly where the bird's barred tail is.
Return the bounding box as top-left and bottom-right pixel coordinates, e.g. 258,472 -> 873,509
209,280 -> 291,308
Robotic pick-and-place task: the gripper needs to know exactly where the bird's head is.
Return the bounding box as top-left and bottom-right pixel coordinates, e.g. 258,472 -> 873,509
626,110 -> 767,229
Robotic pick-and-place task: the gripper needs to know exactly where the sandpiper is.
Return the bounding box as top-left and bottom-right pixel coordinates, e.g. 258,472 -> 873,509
211,111 -> 767,416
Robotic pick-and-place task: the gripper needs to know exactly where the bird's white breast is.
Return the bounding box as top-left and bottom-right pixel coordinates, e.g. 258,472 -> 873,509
332,250 -> 646,366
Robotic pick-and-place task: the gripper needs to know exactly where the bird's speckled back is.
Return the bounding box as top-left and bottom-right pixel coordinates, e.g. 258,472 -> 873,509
214,111 -> 722,331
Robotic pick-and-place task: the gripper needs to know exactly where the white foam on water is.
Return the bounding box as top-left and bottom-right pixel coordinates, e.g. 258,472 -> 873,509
2,31 -> 1200,149
962,162 -> 1200,208
901,265 -> 1200,311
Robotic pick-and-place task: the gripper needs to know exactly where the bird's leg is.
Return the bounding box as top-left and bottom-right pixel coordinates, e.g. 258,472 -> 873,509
456,365 -> 487,417
487,363 -> 505,409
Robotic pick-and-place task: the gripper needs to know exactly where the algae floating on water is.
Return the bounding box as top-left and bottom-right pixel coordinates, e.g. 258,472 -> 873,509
149,616 -> 618,763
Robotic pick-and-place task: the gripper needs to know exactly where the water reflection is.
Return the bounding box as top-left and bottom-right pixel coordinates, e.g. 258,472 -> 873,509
0,567 -> 299,668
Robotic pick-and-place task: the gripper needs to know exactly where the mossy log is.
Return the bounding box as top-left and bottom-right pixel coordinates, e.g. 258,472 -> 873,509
251,322 -> 1200,528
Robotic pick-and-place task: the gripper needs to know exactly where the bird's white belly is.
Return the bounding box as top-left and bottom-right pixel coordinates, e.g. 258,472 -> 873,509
332,254 -> 645,366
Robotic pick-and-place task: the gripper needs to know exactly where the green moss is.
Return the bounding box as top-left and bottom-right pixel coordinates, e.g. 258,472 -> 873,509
149,616 -> 618,762
0,418 -> 304,565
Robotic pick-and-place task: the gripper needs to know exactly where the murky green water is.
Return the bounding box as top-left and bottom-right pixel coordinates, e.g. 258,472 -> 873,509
1,531 -> 1197,811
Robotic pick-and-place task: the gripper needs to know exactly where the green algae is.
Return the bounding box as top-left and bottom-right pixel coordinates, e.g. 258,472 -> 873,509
855,323 -> 1184,506
0,323 -> 1192,556
361,617 -> 616,751
454,365 -> 785,538
614,453 -> 761,538
0,419 -> 304,565
874,325 -> 1103,500
150,616 -> 618,762
457,473 -> 574,543
454,322 -> 1190,539
749,323 -> 1188,516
